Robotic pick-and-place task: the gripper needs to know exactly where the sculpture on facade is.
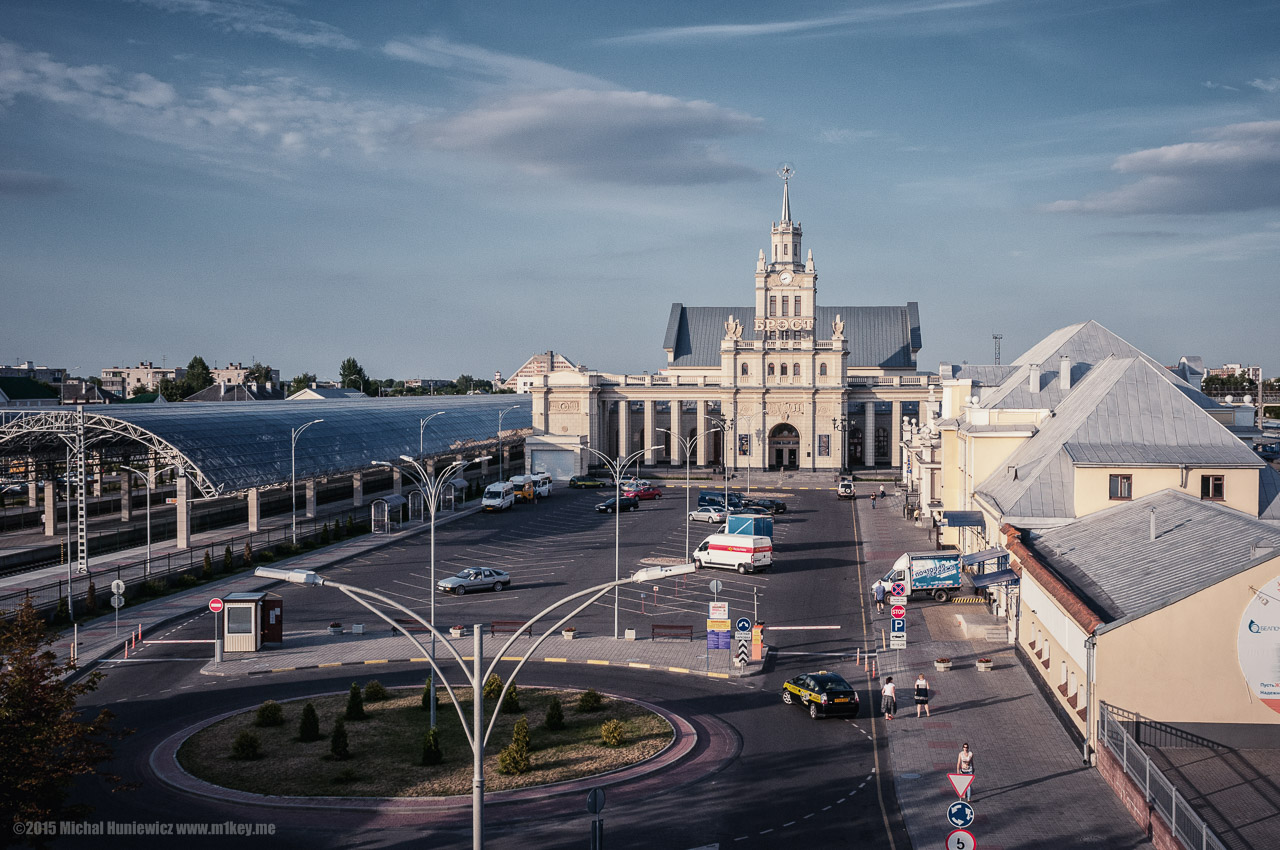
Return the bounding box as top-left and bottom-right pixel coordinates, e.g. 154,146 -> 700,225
832,314 -> 845,338
724,315 -> 743,340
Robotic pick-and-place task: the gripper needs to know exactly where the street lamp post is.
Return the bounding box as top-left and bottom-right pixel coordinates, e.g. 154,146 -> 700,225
657,426 -> 722,560
419,411 -> 448,458
832,414 -> 854,472
119,463 -> 178,576
290,419 -> 324,545
255,561 -> 695,850
344,376 -> 365,395
372,453 -> 488,729
496,405 -> 519,482
580,444 -> 661,638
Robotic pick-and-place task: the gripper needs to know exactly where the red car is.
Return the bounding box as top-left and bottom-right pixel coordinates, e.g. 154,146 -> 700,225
630,485 -> 662,500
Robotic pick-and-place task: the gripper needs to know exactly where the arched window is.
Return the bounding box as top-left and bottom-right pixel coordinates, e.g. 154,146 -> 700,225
792,363 -> 800,378
767,363 -> 775,377
819,363 -> 828,377
740,362 -> 748,377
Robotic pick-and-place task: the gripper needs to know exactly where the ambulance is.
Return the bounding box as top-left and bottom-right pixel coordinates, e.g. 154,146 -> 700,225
692,533 -> 772,574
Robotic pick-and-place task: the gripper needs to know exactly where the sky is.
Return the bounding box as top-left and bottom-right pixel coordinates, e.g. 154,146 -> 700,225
2,0 -> 1279,384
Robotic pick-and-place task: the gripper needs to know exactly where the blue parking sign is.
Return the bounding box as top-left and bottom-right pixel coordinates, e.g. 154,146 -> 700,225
891,618 -> 905,634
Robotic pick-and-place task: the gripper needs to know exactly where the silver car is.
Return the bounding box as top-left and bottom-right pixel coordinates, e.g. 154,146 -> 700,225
437,567 -> 511,595
689,506 -> 727,523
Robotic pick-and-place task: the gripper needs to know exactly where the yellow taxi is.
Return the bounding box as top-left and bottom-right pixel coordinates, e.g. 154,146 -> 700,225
782,671 -> 860,719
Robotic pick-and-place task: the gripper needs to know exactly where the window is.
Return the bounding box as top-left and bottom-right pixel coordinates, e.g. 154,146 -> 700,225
767,363 -> 775,377
227,606 -> 253,635
819,363 -> 828,377
784,243 -> 789,256
769,296 -> 777,316
1108,474 -> 1132,500
1201,475 -> 1225,501
792,363 -> 800,379
740,363 -> 749,377
780,363 -> 788,376
795,296 -> 802,315
782,297 -> 789,317
781,330 -> 790,340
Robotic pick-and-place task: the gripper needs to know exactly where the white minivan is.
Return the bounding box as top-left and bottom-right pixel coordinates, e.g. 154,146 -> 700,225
482,481 -> 515,512
692,534 -> 772,574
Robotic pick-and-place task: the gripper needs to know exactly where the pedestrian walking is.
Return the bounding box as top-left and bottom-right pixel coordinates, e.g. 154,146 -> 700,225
870,492 -> 877,509
956,743 -> 975,800
881,677 -> 896,720
914,673 -> 931,717
873,580 -> 886,613
878,484 -> 887,500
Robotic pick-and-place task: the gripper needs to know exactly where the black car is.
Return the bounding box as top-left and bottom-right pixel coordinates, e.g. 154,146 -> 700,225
747,497 -> 788,514
595,495 -> 640,513
570,475 -> 609,489
782,671 -> 860,719
735,505 -> 773,516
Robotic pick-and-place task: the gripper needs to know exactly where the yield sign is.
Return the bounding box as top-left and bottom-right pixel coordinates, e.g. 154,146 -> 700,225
948,773 -> 974,799
890,604 -> 906,619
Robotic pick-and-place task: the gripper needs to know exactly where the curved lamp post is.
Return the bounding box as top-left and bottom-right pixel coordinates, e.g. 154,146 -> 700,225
579,444 -> 661,638
255,561 -> 695,850
290,419 -> 324,545
496,405 -> 520,481
119,462 -> 179,576
657,426 -> 722,560
372,452 -> 489,729
419,411 -> 448,458
832,414 -> 855,472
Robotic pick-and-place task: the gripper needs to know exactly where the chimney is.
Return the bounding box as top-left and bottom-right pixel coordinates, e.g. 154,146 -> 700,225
266,380 -> 273,393
1029,364 -> 1041,394
1149,507 -> 1157,542
1060,355 -> 1072,390
1252,540 -> 1278,559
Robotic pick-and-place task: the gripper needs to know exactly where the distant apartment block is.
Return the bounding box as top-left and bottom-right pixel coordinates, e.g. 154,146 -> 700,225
101,362 -> 185,396
1207,363 -> 1263,384
210,362 -> 280,386
0,361 -> 67,385
503,351 -> 583,393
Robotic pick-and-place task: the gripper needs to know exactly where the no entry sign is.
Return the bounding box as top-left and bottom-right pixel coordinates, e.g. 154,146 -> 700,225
208,598 -> 224,614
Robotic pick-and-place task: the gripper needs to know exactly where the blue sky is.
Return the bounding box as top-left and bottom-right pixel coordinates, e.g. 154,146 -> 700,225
3,0 -> 1278,383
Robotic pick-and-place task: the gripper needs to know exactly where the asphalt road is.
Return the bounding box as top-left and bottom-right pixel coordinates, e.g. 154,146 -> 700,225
57,485 -> 911,849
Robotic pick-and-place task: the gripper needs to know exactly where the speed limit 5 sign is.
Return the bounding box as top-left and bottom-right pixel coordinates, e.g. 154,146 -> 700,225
946,828 -> 976,850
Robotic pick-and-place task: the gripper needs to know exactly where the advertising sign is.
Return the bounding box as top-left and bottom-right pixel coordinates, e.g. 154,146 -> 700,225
709,601 -> 729,619
1238,573 -> 1280,713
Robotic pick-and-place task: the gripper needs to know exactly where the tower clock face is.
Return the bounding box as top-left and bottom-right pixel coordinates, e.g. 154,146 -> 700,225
779,272 -> 793,284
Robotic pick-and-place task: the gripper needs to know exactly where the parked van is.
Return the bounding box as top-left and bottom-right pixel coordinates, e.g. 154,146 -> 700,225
693,533 -> 772,574
510,473 -> 553,502
698,490 -> 744,510
482,481 -> 515,512
837,478 -> 856,499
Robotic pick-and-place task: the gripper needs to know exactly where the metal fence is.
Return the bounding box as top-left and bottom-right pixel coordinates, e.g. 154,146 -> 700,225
1098,702 -> 1228,850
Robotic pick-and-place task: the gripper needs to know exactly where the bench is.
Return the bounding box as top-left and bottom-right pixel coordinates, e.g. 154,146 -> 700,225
392,617 -> 430,633
651,623 -> 694,641
490,620 -> 533,638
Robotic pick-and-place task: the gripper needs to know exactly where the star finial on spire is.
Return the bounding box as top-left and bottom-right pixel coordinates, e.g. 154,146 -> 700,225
777,162 -> 795,223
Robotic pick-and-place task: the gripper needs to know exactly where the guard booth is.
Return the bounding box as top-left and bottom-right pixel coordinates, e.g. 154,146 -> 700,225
222,591 -> 283,651
371,494 -> 408,534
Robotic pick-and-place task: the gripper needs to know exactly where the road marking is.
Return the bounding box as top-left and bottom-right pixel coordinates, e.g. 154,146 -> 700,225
543,657 -> 568,663
668,666 -> 690,673
783,821 -> 795,827
628,662 -> 651,669
586,660 -> 610,666
318,662 -> 342,668
363,659 -> 388,665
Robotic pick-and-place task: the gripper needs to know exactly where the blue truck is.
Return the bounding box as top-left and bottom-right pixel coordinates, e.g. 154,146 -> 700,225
882,551 -> 964,603
727,514 -> 774,538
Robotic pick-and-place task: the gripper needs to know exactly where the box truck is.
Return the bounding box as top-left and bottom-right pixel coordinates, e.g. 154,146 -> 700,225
882,551 -> 963,602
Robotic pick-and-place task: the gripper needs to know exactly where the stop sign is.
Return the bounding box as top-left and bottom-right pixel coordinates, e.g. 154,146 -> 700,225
209,598 -> 224,613
891,604 -> 906,619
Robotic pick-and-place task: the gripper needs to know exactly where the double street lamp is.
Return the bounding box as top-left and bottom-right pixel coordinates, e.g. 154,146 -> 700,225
579,444 -> 661,639
255,561 -> 695,850
119,462 -> 179,576
290,419 -> 324,545
372,452 -> 489,729
657,426 -> 722,560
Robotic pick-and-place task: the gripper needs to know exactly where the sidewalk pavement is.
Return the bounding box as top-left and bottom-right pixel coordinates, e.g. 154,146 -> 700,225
861,492 -> 1154,850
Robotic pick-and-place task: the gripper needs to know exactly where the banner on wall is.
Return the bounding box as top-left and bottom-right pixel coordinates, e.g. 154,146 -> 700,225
1238,573 -> 1280,714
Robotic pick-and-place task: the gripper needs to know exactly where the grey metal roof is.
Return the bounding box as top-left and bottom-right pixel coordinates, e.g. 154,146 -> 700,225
1025,490 -> 1280,627
1260,465 -> 1280,524
664,303 -> 921,369
0,396 -> 531,495
940,363 -> 1017,385
976,356 -> 1261,520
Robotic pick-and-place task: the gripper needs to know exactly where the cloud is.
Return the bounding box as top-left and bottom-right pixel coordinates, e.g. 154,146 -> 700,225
604,0 -> 1005,45
819,128 -> 880,144
1043,121 -> 1280,214
128,0 -> 358,49
383,35 -> 607,91
414,89 -> 762,184
1203,80 -> 1239,92
0,169 -> 66,196
1250,77 -> 1280,93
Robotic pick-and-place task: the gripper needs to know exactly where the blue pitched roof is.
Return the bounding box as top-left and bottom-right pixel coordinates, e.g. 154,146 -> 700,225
663,302 -> 922,369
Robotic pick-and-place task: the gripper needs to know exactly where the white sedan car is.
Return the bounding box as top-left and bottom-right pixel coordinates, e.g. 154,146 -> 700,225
689,506 -> 727,523
437,567 -> 511,595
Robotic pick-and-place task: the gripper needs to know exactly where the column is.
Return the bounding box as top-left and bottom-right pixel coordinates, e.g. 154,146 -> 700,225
352,471 -> 364,507
28,462 -> 38,507
696,400 -> 709,466
305,479 -> 317,518
120,467 -> 132,522
891,400 -> 903,468
643,400 -> 656,465
670,401 -> 684,465
618,401 -> 631,460
92,454 -> 103,497
392,468 -> 402,495
174,474 -> 190,550
247,487 -> 261,533
44,480 -> 56,536
863,401 -> 876,468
